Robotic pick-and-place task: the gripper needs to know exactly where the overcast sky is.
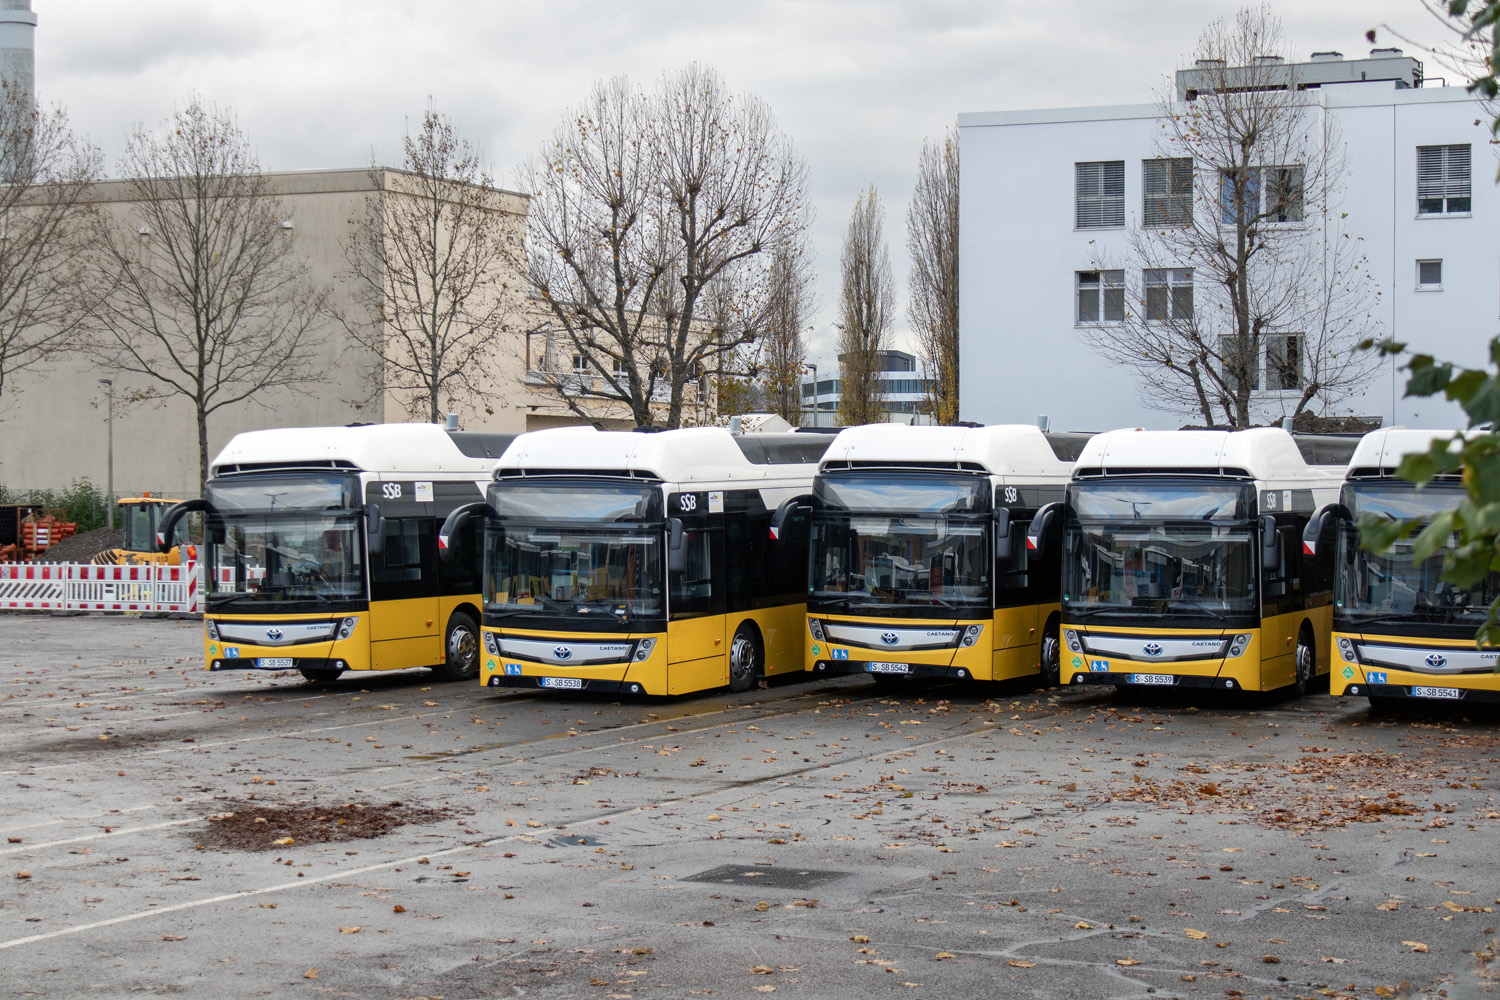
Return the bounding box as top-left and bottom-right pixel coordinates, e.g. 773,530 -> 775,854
37,0 -> 1458,368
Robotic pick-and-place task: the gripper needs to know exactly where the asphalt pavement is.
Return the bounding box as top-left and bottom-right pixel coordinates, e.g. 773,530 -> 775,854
2,614 -> 1498,999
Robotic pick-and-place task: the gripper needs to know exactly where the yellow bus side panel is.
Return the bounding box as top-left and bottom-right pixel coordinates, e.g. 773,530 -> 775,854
743,604 -> 806,676
666,616 -> 728,693
990,603 -> 1055,683
371,636 -> 442,671
369,597 -> 440,644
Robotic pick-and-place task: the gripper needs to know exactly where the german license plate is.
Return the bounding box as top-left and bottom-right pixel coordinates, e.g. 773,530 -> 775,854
869,662 -> 910,674
1130,673 -> 1174,686
541,676 -> 583,690
1410,686 -> 1460,700
258,657 -> 294,669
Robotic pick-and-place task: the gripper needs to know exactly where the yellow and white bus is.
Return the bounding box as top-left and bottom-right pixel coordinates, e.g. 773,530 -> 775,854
1055,428 -> 1354,695
1305,428 -> 1500,707
802,424 -> 1087,687
163,424 -> 514,683
451,426 -> 831,697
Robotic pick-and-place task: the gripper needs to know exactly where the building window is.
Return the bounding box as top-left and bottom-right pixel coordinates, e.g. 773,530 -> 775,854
1416,259 -> 1443,290
1265,334 -> 1302,391
571,354 -> 589,374
1143,158 -> 1193,227
1417,145 -> 1471,215
1076,161 -> 1125,228
1144,268 -> 1193,321
1219,166 -> 1303,225
612,357 -> 629,377
1077,270 -> 1124,323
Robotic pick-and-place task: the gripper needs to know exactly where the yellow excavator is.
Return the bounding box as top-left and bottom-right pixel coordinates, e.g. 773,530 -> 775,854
92,495 -> 192,565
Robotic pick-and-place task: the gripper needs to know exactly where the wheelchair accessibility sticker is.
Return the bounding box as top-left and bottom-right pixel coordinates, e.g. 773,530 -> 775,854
505,663 -> 524,676
832,649 -> 850,660
225,647 -> 240,659
1366,671 -> 1387,684
1090,659 -> 1109,672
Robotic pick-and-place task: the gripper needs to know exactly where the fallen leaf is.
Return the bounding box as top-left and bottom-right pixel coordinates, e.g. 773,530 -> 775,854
258,903 -> 276,909
1262,955 -> 1281,963
339,926 -> 361,934
1184,929 -> 1208,940
271,837 -> 294,846
851,935 -> 871,943
752,965 -> 775,975
161,935 -> 186,941
751,986 -> 775,993
935,951 -> 956,960
393,905 -> 406,913
1007,959 -> 1036,968
1116,957 -> 1141,966
14,871 -> 30,879
1376,902 -> 1399,911
1402,941 -> 1430,953
303,969 -> 318,980
1074,921 -> 1091,929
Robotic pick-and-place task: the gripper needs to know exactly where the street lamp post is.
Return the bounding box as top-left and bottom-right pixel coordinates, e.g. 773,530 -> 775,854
98,379 -> 114,529
806,363 -> 818,428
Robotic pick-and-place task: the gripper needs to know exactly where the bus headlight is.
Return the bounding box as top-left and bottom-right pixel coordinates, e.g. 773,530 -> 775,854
808,618 -> 825,642
1228,633 -> 1250,658
1337,637 -> 1355,662
483,630 -> 499,655
337,617 -> 358,640
205,618 -> 219,642
962,624 -> 984,647
1064,629 -> 1080,652
634,638 -> 657,661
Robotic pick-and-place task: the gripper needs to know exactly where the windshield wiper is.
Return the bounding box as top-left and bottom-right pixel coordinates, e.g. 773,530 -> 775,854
1168,599 -> 1227,620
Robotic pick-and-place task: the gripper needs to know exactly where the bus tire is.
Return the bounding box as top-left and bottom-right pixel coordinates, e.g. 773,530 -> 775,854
1039,616 -> 1061,688
299,667 -> 341,684
728,623 -> 762,693
1291,625 -> 1316,696
433,612 -> 480,682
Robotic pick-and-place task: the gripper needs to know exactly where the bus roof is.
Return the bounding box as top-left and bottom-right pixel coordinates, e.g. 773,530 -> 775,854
1075,427 -> 1352,482
497,426 -> 830,484
1344,428 -> 1468,479
818,423 -> 1084,478
211,424 -> 514,477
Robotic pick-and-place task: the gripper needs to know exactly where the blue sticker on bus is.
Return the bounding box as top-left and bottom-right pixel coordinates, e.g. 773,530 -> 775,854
225,647 -> 240,659
505,663 -> 523,676
1366,670 -> 1387,684
832,648 -> 850,660
1090,659 -> 1109,672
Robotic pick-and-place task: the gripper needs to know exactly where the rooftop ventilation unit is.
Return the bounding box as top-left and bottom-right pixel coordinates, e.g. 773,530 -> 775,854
1310,51 -> 1343,61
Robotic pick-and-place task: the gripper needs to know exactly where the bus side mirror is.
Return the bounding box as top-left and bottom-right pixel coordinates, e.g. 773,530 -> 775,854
156,499 -> 210,553
667,517 -> 685,573
769,494 -> 814,541
1301,502 -> 1350,557
437,502 -> 487,564
1025,502 -> 1062,560
365,504 -> 385,555
995,507 -> 1013,560
1260,514 -> 1281,572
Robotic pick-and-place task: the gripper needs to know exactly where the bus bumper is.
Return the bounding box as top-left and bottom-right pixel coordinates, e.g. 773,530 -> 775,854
1068,671 -> 1246,691
808,659 -> 979,682
1331,633 -> 1500,702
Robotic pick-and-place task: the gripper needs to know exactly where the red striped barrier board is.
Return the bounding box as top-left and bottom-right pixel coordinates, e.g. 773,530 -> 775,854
0,560 -> 200,613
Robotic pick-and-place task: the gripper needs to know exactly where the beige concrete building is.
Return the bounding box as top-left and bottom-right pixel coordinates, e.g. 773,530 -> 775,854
0,167 -> 701,498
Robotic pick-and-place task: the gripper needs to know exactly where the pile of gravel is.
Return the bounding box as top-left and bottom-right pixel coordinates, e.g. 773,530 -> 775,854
34,527 -> 123,563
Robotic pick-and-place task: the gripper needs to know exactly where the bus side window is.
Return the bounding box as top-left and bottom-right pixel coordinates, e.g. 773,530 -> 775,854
669,527 -> 722,618
1262,519 -> 1300,605
371,519 -> 436,600
438,515 -> 480,595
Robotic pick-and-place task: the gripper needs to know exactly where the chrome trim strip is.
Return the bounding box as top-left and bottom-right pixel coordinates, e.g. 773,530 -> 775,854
215,621 -> 337,647
824,624 -> 959,652
1081,634 -> 1228,663
1356,642 -> 1499,675
499,637 -> 637,665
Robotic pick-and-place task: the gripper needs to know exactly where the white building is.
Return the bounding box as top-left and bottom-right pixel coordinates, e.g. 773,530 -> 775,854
799,349 -> 936,427
958,49 -> 1497,432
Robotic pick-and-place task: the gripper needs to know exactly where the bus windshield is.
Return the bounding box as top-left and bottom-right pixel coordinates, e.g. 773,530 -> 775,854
1340,483 -> 1499,624
1063,480 -> 1257,618
484,525 -> 664,622
208,513 -> 366,605
809,513 -> 990,609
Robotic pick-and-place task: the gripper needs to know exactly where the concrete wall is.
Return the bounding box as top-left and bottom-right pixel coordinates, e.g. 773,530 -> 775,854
958,82 -> 1497,433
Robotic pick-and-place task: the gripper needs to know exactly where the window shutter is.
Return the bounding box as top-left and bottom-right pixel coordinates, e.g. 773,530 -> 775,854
1076,161 -> 1125,228
1418,145 -> 1471,201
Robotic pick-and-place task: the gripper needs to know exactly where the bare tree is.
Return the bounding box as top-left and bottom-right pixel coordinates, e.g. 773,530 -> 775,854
521,64 -> 812,428
0,81 -> 102,402
758,241 -> 813,424
337,106 -> 522,422
836,185 -> 894,427
88,97 -> 328,492
1084,5 -> 1382,429
906,127 -> 959,425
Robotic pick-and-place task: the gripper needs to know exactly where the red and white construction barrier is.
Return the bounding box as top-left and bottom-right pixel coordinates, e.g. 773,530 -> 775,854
0,560 -> 200,613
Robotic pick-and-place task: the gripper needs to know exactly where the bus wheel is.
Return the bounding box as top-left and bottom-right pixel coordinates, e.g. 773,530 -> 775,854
1292,627 -> 1316,696
433,612 -> 480,682
299,667 -> 341,684
728,624 -> 762,693
1039,619 -> 1061,688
